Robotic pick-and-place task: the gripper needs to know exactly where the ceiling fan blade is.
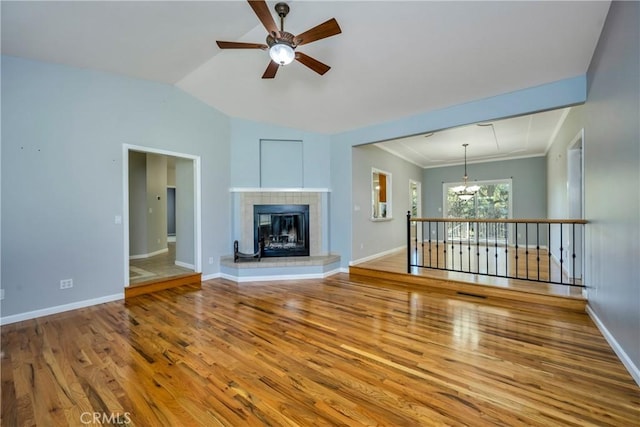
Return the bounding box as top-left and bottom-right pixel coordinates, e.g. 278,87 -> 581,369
294,18 -> 341,46
295,52 -> 330,75
216,41 -> 267,50
248,0 -> 279,36
262,61 -> 279,79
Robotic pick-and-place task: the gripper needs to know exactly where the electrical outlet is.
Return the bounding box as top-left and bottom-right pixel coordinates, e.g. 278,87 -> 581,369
60,279 -> 73,289
208,257 -> 214,264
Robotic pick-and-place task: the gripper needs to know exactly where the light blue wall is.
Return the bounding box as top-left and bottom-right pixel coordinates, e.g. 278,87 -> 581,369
229,118 -> 331,188
422,157 -> 547,219
330,76 -> 587,268
1,55 -> 231,318
584,1 -> 640,378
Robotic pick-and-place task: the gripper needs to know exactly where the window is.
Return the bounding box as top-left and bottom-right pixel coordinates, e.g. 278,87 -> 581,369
443,179 -> 512,241
409,180 -> 421,217
372,168 -> 392,220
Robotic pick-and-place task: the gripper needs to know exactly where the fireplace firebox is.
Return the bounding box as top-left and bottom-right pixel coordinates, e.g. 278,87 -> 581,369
254,204 -> 310,257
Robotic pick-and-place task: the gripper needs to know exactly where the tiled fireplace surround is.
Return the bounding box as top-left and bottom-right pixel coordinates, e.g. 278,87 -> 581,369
221,189 -> 340,280
233,190 -> 327,257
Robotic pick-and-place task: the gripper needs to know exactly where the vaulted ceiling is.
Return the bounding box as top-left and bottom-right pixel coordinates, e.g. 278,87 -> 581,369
1,1 -> 610,164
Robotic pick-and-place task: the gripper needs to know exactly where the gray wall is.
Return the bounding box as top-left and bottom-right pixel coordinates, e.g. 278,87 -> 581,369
422,157 -> 547,219
547,106 -> 585,220
351,145 -> 423,261
175,158 -> 195,268
128,151 -> 147,256
146,153 -> 168,255
1,55 -> 230,318
584,1 -> 640,375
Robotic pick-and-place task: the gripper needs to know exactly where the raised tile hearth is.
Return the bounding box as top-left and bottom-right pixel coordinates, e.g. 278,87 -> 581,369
220,254 -> 341,282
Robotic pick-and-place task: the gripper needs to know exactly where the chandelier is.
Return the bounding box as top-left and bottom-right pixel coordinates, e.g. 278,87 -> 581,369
451,144 -> 480,201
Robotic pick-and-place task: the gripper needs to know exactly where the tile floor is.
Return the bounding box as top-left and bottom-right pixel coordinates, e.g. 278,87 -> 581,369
129,242 -> 194,285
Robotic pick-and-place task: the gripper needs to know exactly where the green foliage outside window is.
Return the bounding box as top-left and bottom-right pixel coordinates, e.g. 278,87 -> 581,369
446,183 -> 510,219
446,182 -> 511,241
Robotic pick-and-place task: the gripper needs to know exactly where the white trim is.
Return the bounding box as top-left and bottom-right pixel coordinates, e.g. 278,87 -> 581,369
229,187 -> 331,193
220,269 -> 341,283
175,260 -> 195,270
586,305 -> 640,387
350,246 -> 405,266
202,273 -> 221,281
0,293 -> 124,325
122,144 -> 130,287
129,248 -> 169,260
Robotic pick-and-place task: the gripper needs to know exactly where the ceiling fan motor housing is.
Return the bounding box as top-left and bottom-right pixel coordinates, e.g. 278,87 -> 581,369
266,31 -> 296,49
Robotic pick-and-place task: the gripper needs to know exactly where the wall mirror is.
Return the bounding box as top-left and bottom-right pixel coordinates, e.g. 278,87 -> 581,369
372,168 -> 392,220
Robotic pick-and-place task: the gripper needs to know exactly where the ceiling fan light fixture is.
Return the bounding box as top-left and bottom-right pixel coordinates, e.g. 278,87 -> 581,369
269,42 -> 295,65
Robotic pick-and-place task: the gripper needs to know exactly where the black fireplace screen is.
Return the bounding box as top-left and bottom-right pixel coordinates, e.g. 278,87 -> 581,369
254,204 -> 310,257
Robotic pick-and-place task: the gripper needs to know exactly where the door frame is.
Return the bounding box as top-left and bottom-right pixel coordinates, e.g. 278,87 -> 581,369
122,144 -> 202,287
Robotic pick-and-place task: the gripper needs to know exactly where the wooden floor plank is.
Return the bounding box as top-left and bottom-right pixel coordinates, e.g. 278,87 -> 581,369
2,275 -> 638,426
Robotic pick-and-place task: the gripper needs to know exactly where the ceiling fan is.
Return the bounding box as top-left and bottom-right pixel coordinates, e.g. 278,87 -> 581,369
216,1 -> 342,79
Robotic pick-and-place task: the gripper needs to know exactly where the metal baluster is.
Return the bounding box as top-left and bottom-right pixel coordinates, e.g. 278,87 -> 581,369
407,211 -> 411,273
436,221 -> 440,269
444,221 -> 447,270
537,223 -> 541,281
548,223 -> 552,283
514,223 -> 519,279
428,221 -> 432,268
459,222 -> 463,271
468,221 -> 472,272
476,220 -> 480,275
504,222 -> 509,278
494,223 -> 499,276
485,222 -> 489,274
524,223 -> 529,280
559,223 -> 564,284
572,222 -> 577,286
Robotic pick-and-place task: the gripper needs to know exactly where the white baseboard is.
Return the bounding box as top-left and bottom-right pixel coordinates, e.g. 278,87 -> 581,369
175,260 -> 195,270
350,246 -> 405,266
202,273 -> 221,281
1,293 -> 124,325
129,248 -> 168,260
219,268 -> 341,283
586,305 -> 640,387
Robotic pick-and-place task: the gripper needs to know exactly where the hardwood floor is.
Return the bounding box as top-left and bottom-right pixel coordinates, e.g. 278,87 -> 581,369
2,275 -> 638,426
354,249 -> 585,300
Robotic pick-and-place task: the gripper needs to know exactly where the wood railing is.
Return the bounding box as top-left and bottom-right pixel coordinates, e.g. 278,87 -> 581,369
407,213 -> 588,287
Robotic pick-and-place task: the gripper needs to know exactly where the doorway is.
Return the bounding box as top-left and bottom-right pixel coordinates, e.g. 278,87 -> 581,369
123,144 -> 202,287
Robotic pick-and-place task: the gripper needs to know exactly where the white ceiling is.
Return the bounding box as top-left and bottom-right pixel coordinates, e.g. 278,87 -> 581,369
1,1 -> 610,164
375,107 -> 571,168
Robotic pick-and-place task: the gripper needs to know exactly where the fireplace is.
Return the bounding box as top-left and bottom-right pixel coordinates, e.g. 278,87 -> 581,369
254,204 -> 310,257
